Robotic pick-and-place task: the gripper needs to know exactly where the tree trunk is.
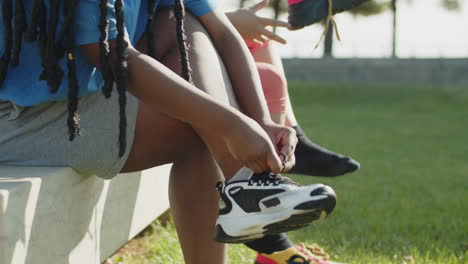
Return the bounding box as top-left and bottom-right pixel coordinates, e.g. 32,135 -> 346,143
273,0 -> 281,33
391,0 -> 397,58
323,21 -> 334,57
239,0 -> 247,8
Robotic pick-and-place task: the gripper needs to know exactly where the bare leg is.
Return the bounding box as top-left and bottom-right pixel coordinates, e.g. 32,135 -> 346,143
250,43 -> 360,177
251,44 -> 298,127
121,101 -> 227,264
169,149 -> 227,264
155,14 -> 245,264
256,61 -> 287,124
121,10 -> 255,264
136,9 -> 242,178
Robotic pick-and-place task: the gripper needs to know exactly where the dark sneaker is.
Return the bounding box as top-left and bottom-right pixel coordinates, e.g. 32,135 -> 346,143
289,126 -> 360,177
213,168 -> 336,244
288,0 -> 370,30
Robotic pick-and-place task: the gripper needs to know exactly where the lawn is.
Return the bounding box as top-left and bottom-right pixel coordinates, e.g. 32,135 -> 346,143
110,83 -> 468,264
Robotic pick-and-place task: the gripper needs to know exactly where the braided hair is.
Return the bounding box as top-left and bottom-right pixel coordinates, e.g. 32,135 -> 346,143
0,0 -> 193,158
40,0 -> 64,93
0,0 -> 13,88
99,0 -> 114,98
173,0 -> 192,83
114,0 -> 128,157
146,0 -> 159,58
63,0 -> 80,140
12,0 -> 27,66
25,0 -> 47,69
143,0 -> 193,82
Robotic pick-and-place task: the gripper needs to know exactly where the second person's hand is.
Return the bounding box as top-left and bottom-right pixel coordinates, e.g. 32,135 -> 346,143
226,0 -> 290,46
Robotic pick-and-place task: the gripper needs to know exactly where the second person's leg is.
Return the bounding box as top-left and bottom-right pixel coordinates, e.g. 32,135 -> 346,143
252,43 -> 360,177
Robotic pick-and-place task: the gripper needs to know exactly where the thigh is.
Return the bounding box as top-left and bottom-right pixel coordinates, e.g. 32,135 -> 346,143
120,101 -> 204,173
123,10 -> 217,173
124,9 -> 242,175
251,44 -> 286,76
136,8 -> 239,108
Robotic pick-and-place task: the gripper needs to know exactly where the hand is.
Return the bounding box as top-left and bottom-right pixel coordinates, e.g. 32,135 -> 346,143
223,115 -> 284,174
226,0 -> 290,46
261,121 -> 297,172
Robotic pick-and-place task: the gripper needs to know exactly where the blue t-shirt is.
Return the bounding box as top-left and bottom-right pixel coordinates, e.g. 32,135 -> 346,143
0,0 -> 215,106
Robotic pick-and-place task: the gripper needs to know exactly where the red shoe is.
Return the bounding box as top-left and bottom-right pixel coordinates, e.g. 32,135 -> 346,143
254,243 -> 345,264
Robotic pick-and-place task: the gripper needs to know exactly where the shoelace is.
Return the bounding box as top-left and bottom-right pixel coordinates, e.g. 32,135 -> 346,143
314,0 -> 341,50
215,181 -> 224,192
215,172 -> 300,193
248,172 -> 300,187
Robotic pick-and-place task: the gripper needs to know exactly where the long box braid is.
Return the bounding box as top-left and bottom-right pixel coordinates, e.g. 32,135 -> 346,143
41,0 -> 64,93
114,0 -> 128,157
12,0 -> 26,66
173,0 -> 192,83
99,0 -> 114,98
0,0 -> 13,88
63,0 -> 81,140
25,0 -> 47,71
146,0 -> 160,59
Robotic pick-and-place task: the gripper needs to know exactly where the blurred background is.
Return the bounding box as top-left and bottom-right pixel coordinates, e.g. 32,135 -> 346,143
225,0 -> 468,58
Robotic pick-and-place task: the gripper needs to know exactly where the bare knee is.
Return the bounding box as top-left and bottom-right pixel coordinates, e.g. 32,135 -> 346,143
121,102 -> 210,172
153,122 -> 209,166
257,62 -> 287,114
172,133 -> 209,165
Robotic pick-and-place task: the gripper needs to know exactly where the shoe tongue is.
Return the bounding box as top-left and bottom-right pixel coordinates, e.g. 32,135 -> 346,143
229,167 -> 254,181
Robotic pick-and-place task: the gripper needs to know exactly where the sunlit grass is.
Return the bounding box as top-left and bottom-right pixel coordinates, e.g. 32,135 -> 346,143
111,83 -> 468,264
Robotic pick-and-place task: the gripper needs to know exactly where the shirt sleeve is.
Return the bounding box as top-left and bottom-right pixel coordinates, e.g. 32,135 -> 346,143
74,0 -> 118,45
185,0 -> 216,17
157,0 -> 216,17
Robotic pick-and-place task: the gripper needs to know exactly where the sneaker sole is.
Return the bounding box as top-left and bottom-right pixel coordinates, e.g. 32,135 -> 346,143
289,0 -> 370,30
214,185 -> 336,243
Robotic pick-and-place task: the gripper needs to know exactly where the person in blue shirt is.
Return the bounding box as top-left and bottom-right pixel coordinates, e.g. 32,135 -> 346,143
0,1 -> 338,263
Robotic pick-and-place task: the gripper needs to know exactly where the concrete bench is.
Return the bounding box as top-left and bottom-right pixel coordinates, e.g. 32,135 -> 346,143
0,165 -> 171,264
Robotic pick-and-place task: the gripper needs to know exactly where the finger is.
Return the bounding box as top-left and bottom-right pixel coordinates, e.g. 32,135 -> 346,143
260,28 -> 287,44
259,34 -> 270,43
249,0 -> 269,12
278,153 -> 286,162
255,159 -> 269,173
266,151 -> 283,174
247,160 -> 264,174
252,38 -> 265,47
277,152 -> 288,172
278,128 -> 297,158
249,159 -> 268,174
258,17 -> 291,28
282,154 -> 296,172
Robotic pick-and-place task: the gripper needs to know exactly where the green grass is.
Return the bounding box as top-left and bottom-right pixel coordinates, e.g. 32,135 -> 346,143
112,83 -> 468,264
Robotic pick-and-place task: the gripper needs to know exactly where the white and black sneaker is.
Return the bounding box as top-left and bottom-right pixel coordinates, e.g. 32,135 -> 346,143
214,167 -> 336,244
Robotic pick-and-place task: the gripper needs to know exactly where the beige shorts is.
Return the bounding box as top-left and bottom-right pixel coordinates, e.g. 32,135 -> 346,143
0,91 -> 139,179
